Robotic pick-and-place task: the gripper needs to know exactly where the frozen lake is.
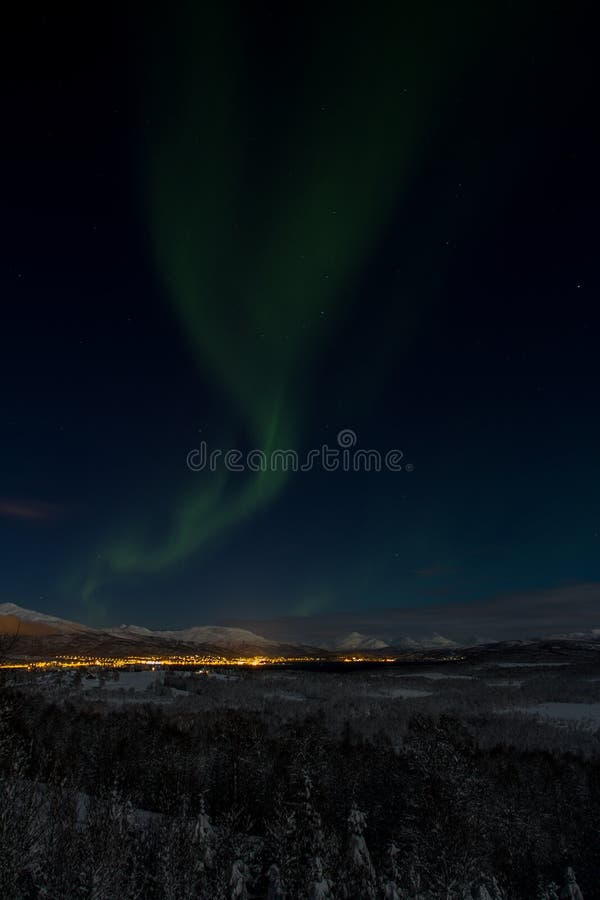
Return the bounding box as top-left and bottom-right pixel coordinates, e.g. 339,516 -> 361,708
515,702 -> 600,724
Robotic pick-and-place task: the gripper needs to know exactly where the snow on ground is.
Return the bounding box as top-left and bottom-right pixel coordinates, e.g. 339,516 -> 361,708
82,670 -> 163,692
369,687 -> 432,699
495,662 -> 571,668
263,690 -> 306,702
396,671 -> 474,681
513,703 -> 600,725
117,670 -> 164,690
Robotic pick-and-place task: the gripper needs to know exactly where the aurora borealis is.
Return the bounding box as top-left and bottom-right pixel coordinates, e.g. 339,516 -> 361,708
130,5 -> 459,576
2,2 -> 599,629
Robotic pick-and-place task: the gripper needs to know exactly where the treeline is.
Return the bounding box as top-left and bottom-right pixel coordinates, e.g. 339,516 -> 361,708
0,689 -> 599,898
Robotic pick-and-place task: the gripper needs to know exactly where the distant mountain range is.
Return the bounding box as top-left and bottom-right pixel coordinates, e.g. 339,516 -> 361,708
111,623 -> 281,651
0,603 -> 306,659
0,604 -> 464,659
1,603 -> 600,662
325,631 -> 459,652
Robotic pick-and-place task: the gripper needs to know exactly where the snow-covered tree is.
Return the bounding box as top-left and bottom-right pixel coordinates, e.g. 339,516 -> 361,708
469,873 -> 507,900
264,790 -> 296,895
383,879 -> 403,900
78,786 -> 142,900
382,840 -> 403,899
156,798 -> 217,900
472,880 -> 493,900
286,766 -> 337,898
0,699 -> 42,898
407,863 -> 419,896
308,856 -> 332,900
267,862 -> 285,900
487,875 -> 506,899
230,857 -> 251,899
560,867 -> 584,900
194,796 -> 216,871
344,803 -> 377,898
538,879 -> 560,900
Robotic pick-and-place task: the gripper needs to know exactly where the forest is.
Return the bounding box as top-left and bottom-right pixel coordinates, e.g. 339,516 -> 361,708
0,665 -> 598,899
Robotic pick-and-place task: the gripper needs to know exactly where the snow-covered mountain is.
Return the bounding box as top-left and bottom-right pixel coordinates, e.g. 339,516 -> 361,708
389,632 -> 458,650
112,624 -> 155,638
424,632 -> 459,648
332,632 -> 390,651
546,629 -> 600,641
166,626 -> 278,648
3,606 -> 458,657
5,604 -> 597,661
307,630 -> 459,653
0,604 -> 299,657
388,635 -> 423,650
0,603 -> 93,634
110,624 -> 279,649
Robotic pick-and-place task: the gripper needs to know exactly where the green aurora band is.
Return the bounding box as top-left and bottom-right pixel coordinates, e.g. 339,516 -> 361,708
78,3 -> 508,607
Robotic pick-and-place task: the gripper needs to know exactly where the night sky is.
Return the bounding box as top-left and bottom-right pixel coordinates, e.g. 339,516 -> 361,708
2,2 -> 598,630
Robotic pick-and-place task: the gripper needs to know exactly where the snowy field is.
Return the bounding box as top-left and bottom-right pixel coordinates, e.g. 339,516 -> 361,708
3,653 -> 600,898
393,671 -> 474,680
495,661 -> 573,668
82,669 -> 163,692
12,655 -> 600,751
514,702 -> 600,725
367,686 -> 433,698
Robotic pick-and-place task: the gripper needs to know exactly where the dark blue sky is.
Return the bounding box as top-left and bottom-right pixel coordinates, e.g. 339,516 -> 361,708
1,2 -> 598,628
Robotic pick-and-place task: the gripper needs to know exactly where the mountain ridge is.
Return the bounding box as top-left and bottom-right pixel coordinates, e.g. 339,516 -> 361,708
2,604 -> 600,660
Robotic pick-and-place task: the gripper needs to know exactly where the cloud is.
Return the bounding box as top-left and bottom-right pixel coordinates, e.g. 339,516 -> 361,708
0,499 -> 63,522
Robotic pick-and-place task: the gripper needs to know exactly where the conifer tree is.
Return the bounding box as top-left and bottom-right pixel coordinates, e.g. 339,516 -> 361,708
267,862 -> 285,900
560,867 -> 584,900
344,803 -> 377,899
